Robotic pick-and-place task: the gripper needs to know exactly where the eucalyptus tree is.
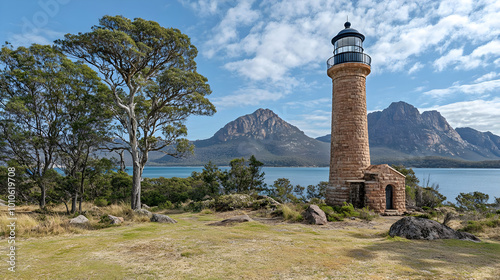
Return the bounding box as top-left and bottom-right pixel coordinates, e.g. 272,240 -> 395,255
56,70 -> 113,213
0,44 -> 106,208
56,15 -> 216,209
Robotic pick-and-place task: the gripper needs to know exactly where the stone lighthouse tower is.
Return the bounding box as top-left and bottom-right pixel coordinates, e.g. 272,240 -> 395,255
326,22 -> 406,214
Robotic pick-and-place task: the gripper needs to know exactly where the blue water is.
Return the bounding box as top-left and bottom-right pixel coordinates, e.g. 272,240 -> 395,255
134,166 -> 500,203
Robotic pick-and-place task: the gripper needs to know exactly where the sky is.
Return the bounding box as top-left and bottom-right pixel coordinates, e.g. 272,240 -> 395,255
1,0 -> 500,140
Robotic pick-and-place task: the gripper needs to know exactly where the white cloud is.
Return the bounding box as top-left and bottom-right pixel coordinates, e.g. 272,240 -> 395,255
212,87 -> 284,108
420,98 -> 500,136
434,48 -> 465,72
288,109 -> 332,137
434,41 -> 500,71
7,29 -> 63,47
474,72 -> 500,83
190,0 -> 500,82
286,98 -> 331,109
423,79 -> 500,97
179,0 -> 231,16
408,62 -> 424,74
204,0 -> 260,58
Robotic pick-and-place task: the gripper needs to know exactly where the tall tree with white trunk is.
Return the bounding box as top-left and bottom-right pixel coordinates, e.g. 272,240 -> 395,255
57,15 -> 216,209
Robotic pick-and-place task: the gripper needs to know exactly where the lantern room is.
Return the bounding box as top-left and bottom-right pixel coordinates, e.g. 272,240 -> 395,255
327,22 -> 371,68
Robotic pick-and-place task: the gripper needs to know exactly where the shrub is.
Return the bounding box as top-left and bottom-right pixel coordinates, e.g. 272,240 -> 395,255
462,220 -> 484,233
200,209 -> 213,215
456,191 -> 490,213
185,201 -> 203,212
460,218 -> 500,233
158,201 -> 173,210
215,194 -> 252,211
413,213 -> 431,219
485,212 -> 495,219
358,207 -> 377,221
327,212 -> 344,222
280,204 -> 303,222
94,198 -> 108,207
339,203 -> 359,218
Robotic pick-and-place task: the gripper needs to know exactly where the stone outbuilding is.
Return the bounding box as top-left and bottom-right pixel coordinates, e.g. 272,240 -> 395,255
325,22 -> 406,214
364,164 -> 406,213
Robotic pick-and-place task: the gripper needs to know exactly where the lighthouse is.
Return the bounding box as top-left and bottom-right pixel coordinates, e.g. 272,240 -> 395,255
326,22 -> 406,214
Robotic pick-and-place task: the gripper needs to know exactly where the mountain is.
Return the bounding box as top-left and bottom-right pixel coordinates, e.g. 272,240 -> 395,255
153,108 -> 330,166
317,102 -> 500,162
455,127 -> 500,158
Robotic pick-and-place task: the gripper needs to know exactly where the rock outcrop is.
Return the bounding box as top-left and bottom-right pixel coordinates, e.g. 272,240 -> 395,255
389,216 -> 480,241
150,213 -> 177,223
304,205 -> 327,225
208,214 -> 253,226
69,215 -> 89,224
107,215 -> 124,225
134,208 -> 152,217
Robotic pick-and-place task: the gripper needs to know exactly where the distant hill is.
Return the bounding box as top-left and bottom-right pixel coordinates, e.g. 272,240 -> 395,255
108,101 -> 500,167
317,101 -> 500,162
153,108 -> 330,166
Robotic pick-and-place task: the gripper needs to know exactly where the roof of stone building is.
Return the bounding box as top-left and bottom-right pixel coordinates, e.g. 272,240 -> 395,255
365,164 -> 406,178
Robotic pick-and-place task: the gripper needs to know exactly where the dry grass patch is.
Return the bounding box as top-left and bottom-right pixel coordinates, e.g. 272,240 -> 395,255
2,212 -> 499,279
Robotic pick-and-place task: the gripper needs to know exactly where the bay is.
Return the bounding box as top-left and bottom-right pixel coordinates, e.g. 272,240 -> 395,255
136,166 -> 500,203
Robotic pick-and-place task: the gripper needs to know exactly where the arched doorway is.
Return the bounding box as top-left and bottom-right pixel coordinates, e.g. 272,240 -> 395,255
385,185 -> 393,210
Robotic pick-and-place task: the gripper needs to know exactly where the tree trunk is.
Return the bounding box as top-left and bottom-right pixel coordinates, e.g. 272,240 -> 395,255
63,200 -> 70,215
71,193 -> 78,214
78,193 -> 82,213
40,185 -> 46,209
131,160 -> 142,210
119,150 -> 126,172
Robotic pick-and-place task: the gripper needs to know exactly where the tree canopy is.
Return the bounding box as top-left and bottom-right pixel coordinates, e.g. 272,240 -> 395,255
0,44 -> 110,208
56,15 -> 216,209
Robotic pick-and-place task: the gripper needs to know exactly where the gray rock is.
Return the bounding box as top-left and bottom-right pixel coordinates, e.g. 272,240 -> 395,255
304,205 -> 327,225
134,208 -> 152,217
107,215 -> 124,225
389,216 -> 480,242
208,214 -> 253,226
142,204 -> 151,209
150,213 -> 177,223
69,215 -> 89,224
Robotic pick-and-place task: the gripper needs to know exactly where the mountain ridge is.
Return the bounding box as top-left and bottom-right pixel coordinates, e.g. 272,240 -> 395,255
154,108 -> 330,166
317,101 -> 500,162
112,101 -> 500,167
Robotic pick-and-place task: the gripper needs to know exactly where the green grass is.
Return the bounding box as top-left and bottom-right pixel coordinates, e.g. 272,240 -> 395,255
1,212 -> 499,279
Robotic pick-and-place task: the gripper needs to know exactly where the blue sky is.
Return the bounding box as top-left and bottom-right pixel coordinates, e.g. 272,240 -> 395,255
1,0 -> 500,140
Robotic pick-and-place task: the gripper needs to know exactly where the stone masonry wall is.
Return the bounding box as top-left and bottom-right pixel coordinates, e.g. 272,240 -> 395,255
326,63 -> 371,206
365,165 -> 406,213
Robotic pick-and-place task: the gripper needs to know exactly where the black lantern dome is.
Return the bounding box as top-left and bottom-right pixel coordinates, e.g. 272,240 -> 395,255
327,22 -> 371,68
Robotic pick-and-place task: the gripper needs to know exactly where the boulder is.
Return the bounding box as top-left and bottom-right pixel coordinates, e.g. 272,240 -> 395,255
389,216 -> 480,242
304,205 -> 327,225
107,215 -> 124,225
134,208 -> 152,217
69,215 -> 89,224
150,213 -> 177,223
208,214 -> 253,226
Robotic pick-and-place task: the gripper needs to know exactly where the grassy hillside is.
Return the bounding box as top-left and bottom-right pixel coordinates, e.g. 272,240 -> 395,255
2,210 -> 500,279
